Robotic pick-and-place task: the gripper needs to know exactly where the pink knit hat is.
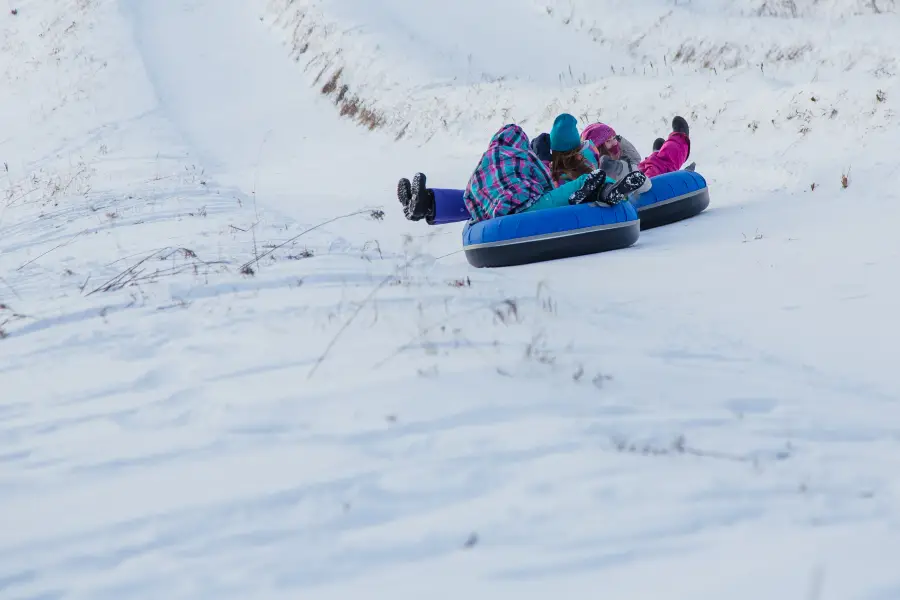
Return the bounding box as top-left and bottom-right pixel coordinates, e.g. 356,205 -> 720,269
582,122 -> 616,147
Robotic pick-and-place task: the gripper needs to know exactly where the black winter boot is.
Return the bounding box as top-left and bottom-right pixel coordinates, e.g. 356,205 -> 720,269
397,178 -> 412,209
568,169 -> 608,205
652,137 -> 665,152
406,172 -> 435,221
601,170 -> 649,205
672,116 -> 689,137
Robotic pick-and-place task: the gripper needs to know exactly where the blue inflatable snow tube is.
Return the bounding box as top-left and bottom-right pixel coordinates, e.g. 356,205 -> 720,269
462,201 -> 639,268
630,170 -> 709,230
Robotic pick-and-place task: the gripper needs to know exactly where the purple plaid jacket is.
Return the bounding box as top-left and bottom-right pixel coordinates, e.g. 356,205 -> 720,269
463,124 -> 555,223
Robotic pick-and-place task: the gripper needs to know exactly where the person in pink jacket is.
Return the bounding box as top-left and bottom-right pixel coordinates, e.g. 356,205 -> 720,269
582,116 -> 693,180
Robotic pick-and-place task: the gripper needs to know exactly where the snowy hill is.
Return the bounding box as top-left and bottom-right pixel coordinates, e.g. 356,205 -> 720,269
265,0 -> 900,143
2,0 -> 900,598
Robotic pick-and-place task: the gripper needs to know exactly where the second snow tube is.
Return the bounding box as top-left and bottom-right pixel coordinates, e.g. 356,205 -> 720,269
630,170 -> 709,230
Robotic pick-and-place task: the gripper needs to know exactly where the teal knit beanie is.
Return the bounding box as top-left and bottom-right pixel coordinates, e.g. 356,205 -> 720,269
549,113 -> 581,152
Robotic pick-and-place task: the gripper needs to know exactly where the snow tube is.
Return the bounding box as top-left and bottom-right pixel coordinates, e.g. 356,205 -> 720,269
462,201 -> 639,268
630,170 -> 709,230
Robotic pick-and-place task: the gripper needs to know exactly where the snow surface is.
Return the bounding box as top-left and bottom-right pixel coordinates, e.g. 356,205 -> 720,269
2,0 -> 900,598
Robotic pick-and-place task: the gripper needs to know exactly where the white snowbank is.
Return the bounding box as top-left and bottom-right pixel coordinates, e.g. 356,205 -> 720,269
2,0 -> 900,598
263,0 -> 900,145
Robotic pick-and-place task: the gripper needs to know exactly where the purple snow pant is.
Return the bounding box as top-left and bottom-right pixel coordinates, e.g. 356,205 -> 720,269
638,132 -> 690,178
428,188 -> 470,225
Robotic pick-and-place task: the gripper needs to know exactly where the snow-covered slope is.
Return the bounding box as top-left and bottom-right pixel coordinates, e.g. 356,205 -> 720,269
265,0 -> 900,143
2,0 -> 900,598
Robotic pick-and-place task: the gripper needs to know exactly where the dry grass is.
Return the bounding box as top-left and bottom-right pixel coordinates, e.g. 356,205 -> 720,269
85,247 -> 227,295
267,1 -> 417,137
318,67 -> 387,131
